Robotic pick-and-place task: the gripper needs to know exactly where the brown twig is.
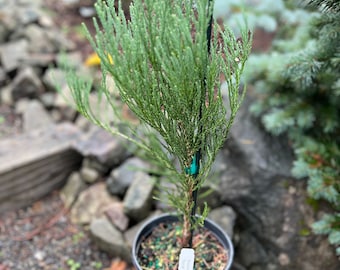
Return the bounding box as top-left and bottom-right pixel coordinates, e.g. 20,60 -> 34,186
12,206 -> 69,241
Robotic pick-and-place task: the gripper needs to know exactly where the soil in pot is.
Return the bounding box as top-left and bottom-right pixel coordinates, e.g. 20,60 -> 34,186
137,221 -> 228,270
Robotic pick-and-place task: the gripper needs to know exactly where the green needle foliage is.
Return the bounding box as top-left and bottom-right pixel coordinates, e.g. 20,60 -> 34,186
66,0 -> 251,247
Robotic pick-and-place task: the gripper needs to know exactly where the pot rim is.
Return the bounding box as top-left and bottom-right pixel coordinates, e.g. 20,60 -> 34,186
132,213 -> 234,270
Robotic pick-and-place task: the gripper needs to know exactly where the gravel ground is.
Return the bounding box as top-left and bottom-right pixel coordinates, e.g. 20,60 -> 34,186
0,191 -> 113,270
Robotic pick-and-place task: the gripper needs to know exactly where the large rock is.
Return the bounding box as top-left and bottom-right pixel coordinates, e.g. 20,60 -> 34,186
107,157 -> 150,196
123,172 -> 155,221
70,182 -> 119,224
75,127 -> 129,171
218,95 -> 339,270
0,123 -> 82,212
90,218 -> 131,261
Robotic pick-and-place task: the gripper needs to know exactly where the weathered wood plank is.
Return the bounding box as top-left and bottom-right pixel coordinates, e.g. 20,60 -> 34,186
0,123 -> 83,213
0,123 -> 81,174
0,154 -> 79,199
0,151 -> 77,184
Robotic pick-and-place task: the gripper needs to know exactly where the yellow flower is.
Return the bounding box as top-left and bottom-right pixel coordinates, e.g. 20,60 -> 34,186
85,52 -> 113,67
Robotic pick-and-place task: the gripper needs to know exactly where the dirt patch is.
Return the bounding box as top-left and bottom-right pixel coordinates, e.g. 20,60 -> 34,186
0,191 -> 112,270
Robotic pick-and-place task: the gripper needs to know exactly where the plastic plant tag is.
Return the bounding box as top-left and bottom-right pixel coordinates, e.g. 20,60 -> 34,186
179,248 -> 195,270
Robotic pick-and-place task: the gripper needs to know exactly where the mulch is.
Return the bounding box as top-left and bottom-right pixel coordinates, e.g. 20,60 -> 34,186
0,191 -> 113,270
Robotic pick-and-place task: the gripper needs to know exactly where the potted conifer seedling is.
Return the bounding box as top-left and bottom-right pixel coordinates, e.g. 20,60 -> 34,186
66,0 -> 251,269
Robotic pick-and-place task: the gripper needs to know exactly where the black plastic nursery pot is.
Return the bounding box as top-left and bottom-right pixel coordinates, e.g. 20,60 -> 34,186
132,213 -> 234,270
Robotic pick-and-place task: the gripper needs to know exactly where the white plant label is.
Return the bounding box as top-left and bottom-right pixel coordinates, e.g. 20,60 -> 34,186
178,248 -> 195,270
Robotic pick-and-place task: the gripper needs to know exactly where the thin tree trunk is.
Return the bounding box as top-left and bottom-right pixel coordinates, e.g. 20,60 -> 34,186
181,177 -> 194,247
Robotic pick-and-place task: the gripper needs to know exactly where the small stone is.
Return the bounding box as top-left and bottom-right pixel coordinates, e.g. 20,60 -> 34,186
90,217 -> 131,261
0,86 -> 13,106
75,114 -> 93,132
61,107 -> 78,122
22,53 -> 55,68
46,29 -> 75,51
104,202 -> 129,231
80,167 -> 99,184
50,109 -> 63,122
11,66 -> 45,101
278,253 -> 290,266
60,172 -> 86,208
208,206 -> 237,238
33,250 -> 46,261
288,186 -> 297,195
123,172 -> 155,221
0,39 -> 29,71
107,157 -> 150,196
39,92 -> 56,109
22,100 -> 54,132
15,98 -> 30,114
0,9 -> 17,43
79,6 -> 96,18
38,14 -> 54,28
17,6 -> 40,25
52,83 -> 77,121
24,24 -> 55,53
42,68 -> 67,92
